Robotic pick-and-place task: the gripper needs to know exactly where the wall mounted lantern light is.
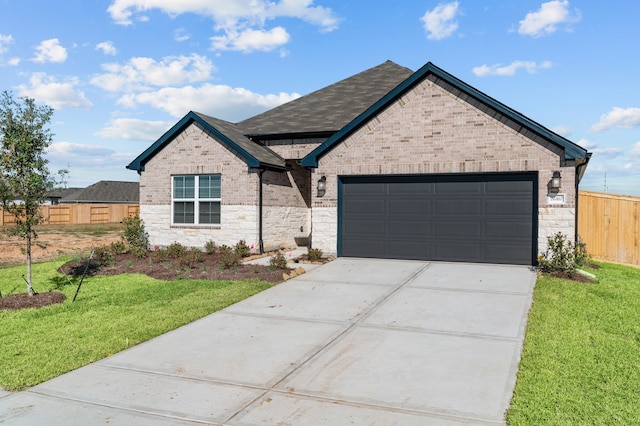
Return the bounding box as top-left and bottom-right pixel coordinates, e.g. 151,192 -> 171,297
317,176 -> 327,197
550,171 -> 562,190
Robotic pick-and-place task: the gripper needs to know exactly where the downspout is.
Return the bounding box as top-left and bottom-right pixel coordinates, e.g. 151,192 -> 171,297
258,169 -> 265,254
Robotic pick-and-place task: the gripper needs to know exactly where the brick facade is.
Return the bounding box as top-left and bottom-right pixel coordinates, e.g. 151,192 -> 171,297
312,76 -> 576,256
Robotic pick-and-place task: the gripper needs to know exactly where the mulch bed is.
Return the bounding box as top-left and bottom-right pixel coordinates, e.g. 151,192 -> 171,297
0,292 -> 66,311
57,251 -> 288,283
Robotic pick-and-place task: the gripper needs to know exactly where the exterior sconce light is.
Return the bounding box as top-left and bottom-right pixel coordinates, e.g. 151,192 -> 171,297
551,171 -> 562,190
317,176 -> 327,197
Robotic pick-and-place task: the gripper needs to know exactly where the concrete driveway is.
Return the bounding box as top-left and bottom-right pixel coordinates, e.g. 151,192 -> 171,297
0,258 -> 536,425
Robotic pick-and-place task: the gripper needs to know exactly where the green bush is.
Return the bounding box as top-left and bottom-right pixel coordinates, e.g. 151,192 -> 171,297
234,240 -> 251,257
179,248 -> 206,268
269,251 -> 288,270
307,247 -> 323,261
204,240 -> 217,254
93,245 -> 115,267
219,245 -> 241,268
538,232 -> 587,275
122,215 -> 149,252
165,242 -> 186,258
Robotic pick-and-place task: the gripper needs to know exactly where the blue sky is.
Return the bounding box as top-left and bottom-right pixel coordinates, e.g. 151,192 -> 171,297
1,1 -> 639,195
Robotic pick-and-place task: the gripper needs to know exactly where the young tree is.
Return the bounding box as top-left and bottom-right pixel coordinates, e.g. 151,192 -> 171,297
0,91 -> 65,296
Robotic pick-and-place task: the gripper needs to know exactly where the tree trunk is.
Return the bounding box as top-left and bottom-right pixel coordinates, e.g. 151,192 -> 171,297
26,230 -> 34,296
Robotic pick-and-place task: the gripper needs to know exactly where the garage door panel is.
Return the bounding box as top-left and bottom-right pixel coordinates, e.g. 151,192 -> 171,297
339,174 -> 535,265
484,199 -> 533,215
342,238 -> 385,258
387,240 -> 433,259
387,199 -> 431,215
388,220 -> 431,236
434,221 -> 481,237
343,199 -> 386,214
435,242 -> 482,261
387,181 -> 433,195
343,220 -> 385,235
485,222 -> 532,238
435,199 -> 482,215
435,181 -> 483,194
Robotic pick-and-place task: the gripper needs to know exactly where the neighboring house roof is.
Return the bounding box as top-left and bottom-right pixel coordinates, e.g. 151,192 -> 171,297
127,111 -> 287,172
300,62 -> 590,168
61,181 -> 139,203
238,60 -> 413,138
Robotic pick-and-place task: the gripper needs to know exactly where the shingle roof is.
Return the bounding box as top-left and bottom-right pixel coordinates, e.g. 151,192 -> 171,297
127,111 -> 287,172
61,181 -> 139,203
301,61 -> 591,168
237,60 -> 414,137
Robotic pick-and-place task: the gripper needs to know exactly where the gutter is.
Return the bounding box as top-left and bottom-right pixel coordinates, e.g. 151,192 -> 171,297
574,154 -> 591,244
258,169 -> 265,254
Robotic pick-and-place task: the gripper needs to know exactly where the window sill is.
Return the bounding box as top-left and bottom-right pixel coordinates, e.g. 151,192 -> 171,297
170,224 -> 221,230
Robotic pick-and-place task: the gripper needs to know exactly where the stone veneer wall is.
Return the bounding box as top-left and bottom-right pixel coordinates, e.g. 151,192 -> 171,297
311,76 -> 576,259
262,164 -> 311,250
139,122 -> 261,249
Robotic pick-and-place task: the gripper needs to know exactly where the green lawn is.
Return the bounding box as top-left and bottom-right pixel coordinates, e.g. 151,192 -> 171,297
0,258 -> 273,391
507,261 -> 640,424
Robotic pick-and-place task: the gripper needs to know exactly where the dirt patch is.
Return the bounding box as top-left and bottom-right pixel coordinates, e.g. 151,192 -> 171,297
58,250 -> 289,283
0,291 -> 66,311
0,225 -> 123,267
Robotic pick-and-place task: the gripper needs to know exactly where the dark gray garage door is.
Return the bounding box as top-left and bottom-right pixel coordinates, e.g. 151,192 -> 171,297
339,173 -> 537,265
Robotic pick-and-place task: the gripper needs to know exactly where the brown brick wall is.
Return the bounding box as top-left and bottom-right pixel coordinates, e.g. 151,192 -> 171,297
140,122 -> 259,206
314,77 -> 575,208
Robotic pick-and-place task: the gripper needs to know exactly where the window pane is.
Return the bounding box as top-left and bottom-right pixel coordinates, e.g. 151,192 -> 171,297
199,201 -> 221,224
174,201 -> 194,223
199,175 -> 221,199
173,176 -> 194,199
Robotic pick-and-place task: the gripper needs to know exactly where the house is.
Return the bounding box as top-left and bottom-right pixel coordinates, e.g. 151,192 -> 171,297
127,61 -> 590,266
58,181 -> 139,204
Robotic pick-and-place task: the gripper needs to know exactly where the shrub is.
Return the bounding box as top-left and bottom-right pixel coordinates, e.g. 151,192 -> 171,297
122,215 -> 149,252
179,248 -> 206,268
307,247 -> 323,261
234,240 -> 251,257
165,242 -> 186,258
219,244 -> 242,268
269,251 -> 288,270
539,232 -> 587,275
93,245 -> 115,267
204,240 -> 217,254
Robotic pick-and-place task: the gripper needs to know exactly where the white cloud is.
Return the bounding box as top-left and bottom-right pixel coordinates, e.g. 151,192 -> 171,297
17,73 -> 93,109
629,141 -> 640,157
591,107 -> 640,132
552,124 -> 571,136
576,138 -> 597,149
32,38 -> 68,63
174,28 -> 190,42
95,118 -> 173,141
8,57 -> 20,66
211,27 -> 290,52
421,1 -> 460,40
106,0 -> 339,52
96,41 -> 117,55
591,147 -> 624,158
48,142 -> 115,158
119,84 -> 300,121
91,54 -> 215,92
0,34 -> 14,54
472,60 -> 552,77
518,0 -> 581,38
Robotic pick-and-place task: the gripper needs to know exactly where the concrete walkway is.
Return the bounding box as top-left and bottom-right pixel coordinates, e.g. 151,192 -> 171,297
0,258 -> 536,425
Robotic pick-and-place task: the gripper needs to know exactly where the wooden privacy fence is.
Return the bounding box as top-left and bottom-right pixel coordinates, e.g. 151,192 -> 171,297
578,190 -> 640,266
1,204 -> 139,226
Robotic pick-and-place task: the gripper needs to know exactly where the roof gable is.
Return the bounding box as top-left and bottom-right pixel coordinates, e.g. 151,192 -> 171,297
238,61 -> 413,137
127,111 -> 287,172
300,62 -> 590,168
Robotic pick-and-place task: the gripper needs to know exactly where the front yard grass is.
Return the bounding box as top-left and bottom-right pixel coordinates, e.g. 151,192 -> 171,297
0,258 -> 273,391
507,261 -> 640,424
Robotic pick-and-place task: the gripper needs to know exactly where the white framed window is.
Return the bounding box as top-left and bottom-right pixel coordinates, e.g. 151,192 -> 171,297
172,175 -> 221,225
